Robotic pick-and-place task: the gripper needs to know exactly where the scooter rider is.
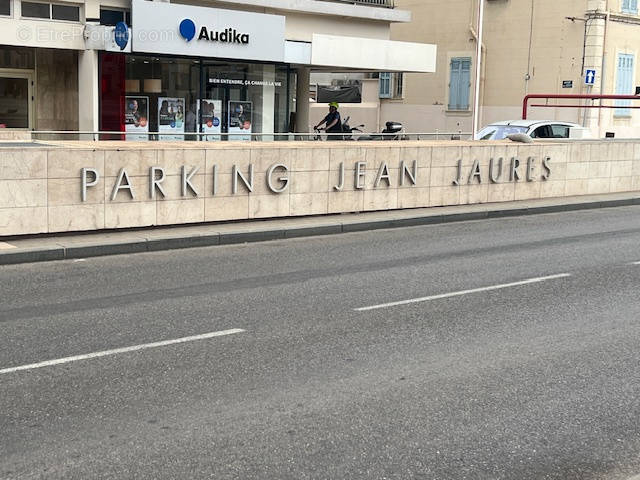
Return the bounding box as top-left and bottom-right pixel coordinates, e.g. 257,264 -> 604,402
314,102 -> 343,140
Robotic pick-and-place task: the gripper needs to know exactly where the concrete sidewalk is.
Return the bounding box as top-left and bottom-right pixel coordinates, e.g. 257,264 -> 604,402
1,192 -> 639,265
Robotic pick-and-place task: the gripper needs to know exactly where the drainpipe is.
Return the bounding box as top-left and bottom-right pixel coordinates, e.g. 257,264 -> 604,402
597,2 -> 610,137
472,0 -> 484,138
583,0 -> 607,133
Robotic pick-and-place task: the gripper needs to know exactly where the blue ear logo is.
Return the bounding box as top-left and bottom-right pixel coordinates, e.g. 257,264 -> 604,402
179,19 -> 196,42
114,21 -> 129,50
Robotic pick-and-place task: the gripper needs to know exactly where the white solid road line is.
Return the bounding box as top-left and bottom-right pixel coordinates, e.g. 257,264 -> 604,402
0,328 -> 246,375
355,273 -> 572,312
631,261 -> 640,265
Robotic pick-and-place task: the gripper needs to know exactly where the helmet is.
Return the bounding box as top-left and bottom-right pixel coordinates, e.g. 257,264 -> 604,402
328,102 -> 339,109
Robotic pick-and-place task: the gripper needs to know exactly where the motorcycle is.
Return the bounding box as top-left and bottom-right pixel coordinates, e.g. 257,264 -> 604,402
356,121 -> 405,141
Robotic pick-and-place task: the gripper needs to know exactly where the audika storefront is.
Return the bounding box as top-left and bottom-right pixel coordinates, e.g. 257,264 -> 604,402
100,0 -> 295,141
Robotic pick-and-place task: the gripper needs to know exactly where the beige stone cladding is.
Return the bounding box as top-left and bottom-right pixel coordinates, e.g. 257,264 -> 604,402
0,140 -> 639,237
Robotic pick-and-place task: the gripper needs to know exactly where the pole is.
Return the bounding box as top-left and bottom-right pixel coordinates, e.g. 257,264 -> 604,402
472,0 -> 484,139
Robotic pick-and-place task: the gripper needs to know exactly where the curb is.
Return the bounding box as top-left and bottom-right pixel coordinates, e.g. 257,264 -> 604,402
1,197 -> 639,266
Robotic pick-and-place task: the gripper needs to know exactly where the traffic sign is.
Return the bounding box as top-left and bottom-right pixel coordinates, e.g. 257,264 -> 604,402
585,69 -> 596,85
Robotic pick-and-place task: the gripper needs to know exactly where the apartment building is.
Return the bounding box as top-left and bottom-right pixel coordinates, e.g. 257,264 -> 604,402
0,0 -> 436,138
385,0 -> 640,138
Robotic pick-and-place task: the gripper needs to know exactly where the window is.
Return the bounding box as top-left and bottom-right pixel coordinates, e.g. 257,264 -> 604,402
100,53 -> 292,141
21,1 -> 49,18
0,75 -> 31,128
550,124 -> 570,138
622,0 -> 638,14
379,72 -> 403,99
530,124 -> 570,139
530,126 -> 550,138
0,46 -> 35,69
21,1 -> 80,21
0,0 -> 10,16
100,8 -> 130,26
394,72 -> 404,99
448,57 -> 471,110
52,3 -> 77,20
615,53 -> 634,116
379,72 -> 391,98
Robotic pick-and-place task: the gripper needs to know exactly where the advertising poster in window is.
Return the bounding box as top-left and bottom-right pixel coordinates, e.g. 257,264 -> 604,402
228,101 -> 252,141
158,97 -> 185,141
124,96 -> 149,141
198,99 -> 222,141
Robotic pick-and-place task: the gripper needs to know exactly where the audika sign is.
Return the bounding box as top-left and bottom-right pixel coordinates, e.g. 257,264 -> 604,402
131,0 -> 285,62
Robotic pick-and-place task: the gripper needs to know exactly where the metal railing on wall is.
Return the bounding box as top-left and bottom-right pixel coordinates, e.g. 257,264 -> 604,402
28,131 -> 471,142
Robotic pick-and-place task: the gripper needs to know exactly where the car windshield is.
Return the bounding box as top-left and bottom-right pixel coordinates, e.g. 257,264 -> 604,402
477,125 -> 528,140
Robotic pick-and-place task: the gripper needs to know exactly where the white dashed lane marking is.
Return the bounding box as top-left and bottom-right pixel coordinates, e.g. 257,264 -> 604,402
0,328 -> 246,375
355,273 -> 572,312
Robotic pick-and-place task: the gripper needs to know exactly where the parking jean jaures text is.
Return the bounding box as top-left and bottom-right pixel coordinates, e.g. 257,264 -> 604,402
80,155 -> 553,202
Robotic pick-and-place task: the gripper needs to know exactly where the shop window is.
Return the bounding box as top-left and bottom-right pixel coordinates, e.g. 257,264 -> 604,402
22,1 -> 80,21
100,8 -> 130,26
622,0 -> 638,14
0,0 -> 11,16
100,53 -> 292,141
448,57 -> 471,111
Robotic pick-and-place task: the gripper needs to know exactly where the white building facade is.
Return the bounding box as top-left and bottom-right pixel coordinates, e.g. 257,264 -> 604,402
0,0 -> 436,139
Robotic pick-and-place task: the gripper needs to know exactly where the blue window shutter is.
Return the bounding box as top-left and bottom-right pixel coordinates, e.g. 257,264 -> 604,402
622,0 -> 637,13
379,72 -> 391,99
449,59 -> 460,109
449,57 -> 471,110
459,58 -> 471,110
615,54 -> 634,116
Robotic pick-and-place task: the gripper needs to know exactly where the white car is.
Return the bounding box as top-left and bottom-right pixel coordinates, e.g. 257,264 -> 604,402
476,120 -> 591,140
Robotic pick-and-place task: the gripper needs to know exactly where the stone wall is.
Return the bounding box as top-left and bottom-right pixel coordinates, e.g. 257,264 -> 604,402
0,140 -> 639,237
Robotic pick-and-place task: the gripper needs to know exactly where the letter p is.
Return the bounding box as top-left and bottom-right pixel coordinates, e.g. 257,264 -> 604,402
81,168 -> 100,202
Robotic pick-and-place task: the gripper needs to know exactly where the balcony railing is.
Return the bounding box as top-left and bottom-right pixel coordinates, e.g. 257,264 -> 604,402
323,0 -> 395,8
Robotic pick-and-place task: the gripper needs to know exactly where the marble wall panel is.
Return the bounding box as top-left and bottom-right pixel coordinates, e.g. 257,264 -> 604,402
0,150 -> 46,179
49,204 -> 105,233
0,207 -> 47,235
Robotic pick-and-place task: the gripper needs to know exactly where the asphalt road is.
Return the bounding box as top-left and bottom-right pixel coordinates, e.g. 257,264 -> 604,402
1,206 -> 640,480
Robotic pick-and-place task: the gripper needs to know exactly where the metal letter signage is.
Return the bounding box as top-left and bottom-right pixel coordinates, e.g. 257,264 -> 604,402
81,168 -> 99,202
111,168 -> 135,201
266,164 -> 289,193
150,166 -> 166,199
81,154 -> 553,204
451,156 -> 551,186
182,166 -> 199,197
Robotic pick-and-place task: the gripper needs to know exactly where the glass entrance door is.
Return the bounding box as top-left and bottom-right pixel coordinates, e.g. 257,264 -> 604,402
0,73 -> 33,129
